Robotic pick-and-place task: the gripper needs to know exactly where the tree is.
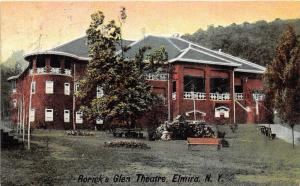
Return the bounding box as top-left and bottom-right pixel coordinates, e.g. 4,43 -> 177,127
77,10 -> 167,128
183,19 -> 300,67
264,26 -> 300,148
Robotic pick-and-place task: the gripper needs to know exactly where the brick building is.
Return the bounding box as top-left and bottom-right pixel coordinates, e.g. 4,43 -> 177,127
8,35 -> 268,129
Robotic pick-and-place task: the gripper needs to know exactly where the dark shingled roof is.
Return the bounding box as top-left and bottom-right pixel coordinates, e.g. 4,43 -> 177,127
50,36 -> 134,58
123,35 -> 181,60
24,35 -> 266,74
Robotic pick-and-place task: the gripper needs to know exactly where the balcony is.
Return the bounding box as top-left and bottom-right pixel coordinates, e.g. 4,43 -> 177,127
210,93 -> 230,101
29,67 -> 72,76
253,93 -> 264,101
235,93 -> 244,100
145,73 -> 168,81
184,92 -> 206,100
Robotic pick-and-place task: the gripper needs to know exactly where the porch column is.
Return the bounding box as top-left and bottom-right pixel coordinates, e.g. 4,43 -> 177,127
204,66 -> 210,102
243,77 -> 249,100
175,65 -> 184,116
229,70 -> 234,123
32,57 -> 37,73
45,56 -> 51,73
60,57 -> 65,72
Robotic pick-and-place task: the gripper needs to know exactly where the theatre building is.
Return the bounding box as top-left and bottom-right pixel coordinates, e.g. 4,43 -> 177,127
8,35 -> 268,129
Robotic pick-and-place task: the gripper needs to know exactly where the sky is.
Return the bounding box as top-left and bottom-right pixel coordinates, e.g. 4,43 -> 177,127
1,1 -> 300,63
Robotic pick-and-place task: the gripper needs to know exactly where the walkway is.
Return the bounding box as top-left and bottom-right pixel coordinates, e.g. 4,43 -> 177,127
259,124 -> 300,145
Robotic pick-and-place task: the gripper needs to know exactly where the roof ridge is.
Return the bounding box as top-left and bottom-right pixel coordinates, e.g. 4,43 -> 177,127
169,47 -> 190,62
218,51 -> 266,70
188,47 -> 240,66
165,38 -> 181,51
173,37 -> 265,71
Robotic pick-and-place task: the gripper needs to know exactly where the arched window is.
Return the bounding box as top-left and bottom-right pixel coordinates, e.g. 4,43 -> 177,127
215,106 -> 230,118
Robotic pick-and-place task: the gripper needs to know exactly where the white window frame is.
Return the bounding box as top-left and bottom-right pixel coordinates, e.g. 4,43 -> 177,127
76,111 -> 83,124
64,83 -> 70,95
45,109 -> 54,122
12,80 -> 17,93
13,99 -> 17,108
45,81 -> 54,94
215,106 -> 230,118
64,109 -> 70,123
74,83 -> 79,93
29,108 -> 35,122
31,81 -> 36,94
96,86 -> 104,98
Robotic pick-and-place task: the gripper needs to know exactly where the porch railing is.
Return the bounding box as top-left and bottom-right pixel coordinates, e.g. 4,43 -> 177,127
235,93 -> 244,100
29,67 -> 72,76
183,92 -> 206,100
253,93 -> 264,101
37,67 -> 46,74
210,93 -> 230,101
50,67 -> 61,74
145,73 -> 168,81
64,69 -> 71,75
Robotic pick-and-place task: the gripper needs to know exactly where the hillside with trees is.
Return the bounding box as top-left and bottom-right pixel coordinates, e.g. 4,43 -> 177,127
182,19 -> 300,66
1,51 -> 27,120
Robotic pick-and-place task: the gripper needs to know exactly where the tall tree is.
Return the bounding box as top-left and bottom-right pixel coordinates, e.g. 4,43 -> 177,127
77,10 -> 166,128
264,26 -> 300,148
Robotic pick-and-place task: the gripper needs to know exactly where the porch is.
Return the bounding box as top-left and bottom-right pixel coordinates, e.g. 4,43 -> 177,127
29,55 -> 73,76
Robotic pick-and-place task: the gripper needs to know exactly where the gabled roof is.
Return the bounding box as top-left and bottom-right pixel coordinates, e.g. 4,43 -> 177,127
23,34 -> 266,74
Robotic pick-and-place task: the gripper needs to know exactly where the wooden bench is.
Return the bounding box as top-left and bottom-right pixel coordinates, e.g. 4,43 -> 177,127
187,137 -> 221,150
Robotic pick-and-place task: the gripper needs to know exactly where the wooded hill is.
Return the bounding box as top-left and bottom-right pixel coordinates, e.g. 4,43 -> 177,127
182,19 -> 300,66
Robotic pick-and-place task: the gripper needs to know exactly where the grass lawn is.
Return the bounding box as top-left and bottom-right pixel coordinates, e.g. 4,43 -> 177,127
1,125 -> 300,186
